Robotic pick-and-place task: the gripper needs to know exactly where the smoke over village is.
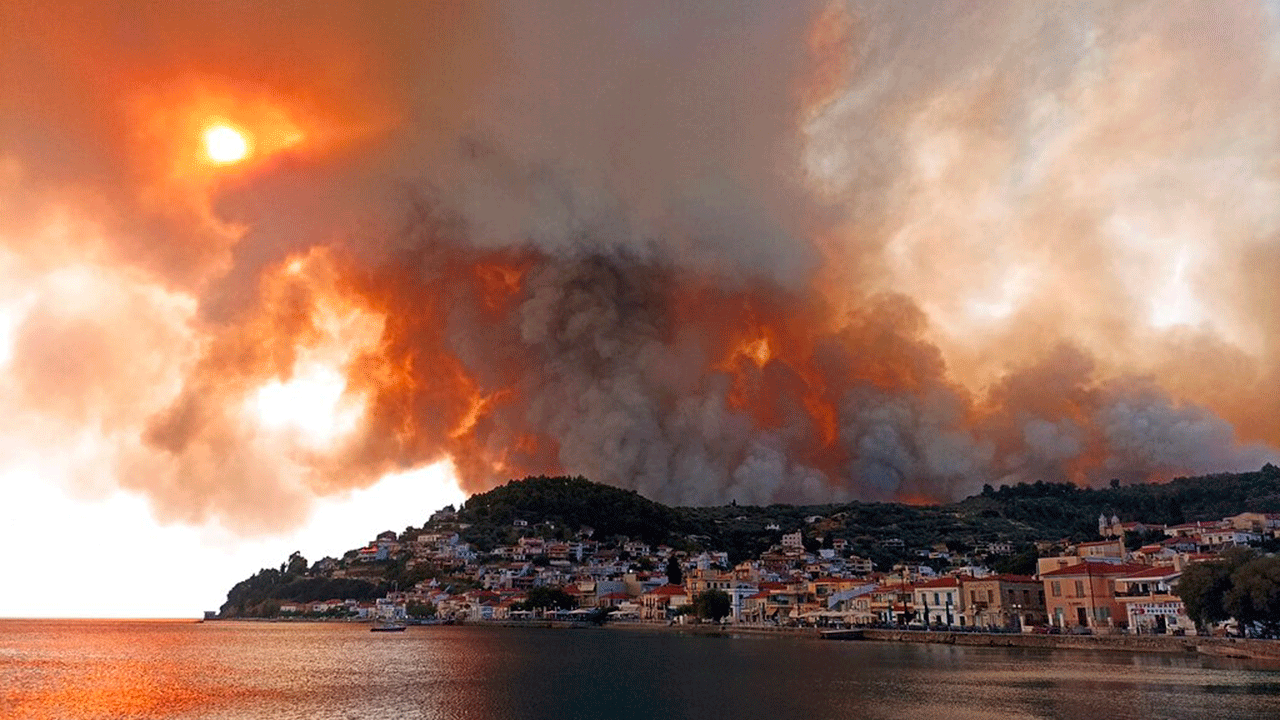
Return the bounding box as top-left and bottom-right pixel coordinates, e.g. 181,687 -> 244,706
2,1 -> 1279,534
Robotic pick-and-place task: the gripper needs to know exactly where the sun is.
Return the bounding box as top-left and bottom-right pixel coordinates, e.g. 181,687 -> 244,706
203,124 -> 249,163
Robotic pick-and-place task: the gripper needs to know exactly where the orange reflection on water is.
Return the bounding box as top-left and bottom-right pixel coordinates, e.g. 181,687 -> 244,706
9,659 -> 215,719
0,619 -> 268,720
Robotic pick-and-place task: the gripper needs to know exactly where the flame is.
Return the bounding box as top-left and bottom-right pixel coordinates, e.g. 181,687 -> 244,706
741,336 -> 773,367
450,389 -> 510,439
241,250 -> 385,450
474,260 -> 531,312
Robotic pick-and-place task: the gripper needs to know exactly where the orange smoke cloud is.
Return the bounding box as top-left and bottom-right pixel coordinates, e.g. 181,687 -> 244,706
1,1 -> 1277,532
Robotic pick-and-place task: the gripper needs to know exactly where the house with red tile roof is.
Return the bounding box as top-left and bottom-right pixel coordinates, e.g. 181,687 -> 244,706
1074,539 -> 1125,559
1042,561 -> 1149,631
912,576 -> 967,626
870,582 -> 915,625
1165,521 -> 1222,538
641,584 -> 689,621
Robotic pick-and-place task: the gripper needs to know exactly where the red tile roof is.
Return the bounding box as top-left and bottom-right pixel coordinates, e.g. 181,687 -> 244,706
1040,562 -> 1148,578
647,584 -> 688,597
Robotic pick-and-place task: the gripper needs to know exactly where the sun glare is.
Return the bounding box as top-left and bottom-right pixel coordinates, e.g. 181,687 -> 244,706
203,124 -> 249,163
253,364 -> 359,446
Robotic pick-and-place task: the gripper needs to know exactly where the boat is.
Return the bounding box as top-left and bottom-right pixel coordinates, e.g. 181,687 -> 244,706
370,621 -> 408,632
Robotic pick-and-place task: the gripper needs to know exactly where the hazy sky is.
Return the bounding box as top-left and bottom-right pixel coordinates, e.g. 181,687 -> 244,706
2,1 -> 1279,616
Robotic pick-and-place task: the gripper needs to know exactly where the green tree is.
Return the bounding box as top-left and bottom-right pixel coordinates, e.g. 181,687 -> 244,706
694,589 -> 732,622
666,556 -> 684,586
1177,560 -> 1233,630
1224,556 -> 1280,638
519,586 -> 577,611
286,551 -> 308,576
991,546 -> 1039,576
1125,529 -> 1167,551
1176,548 -> 1256,631
407,601 -> 437,619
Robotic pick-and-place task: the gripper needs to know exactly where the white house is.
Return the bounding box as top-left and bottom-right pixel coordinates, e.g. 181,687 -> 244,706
1201,529 -> 1261,548
1114,566 -> 1194,635
913,576 -> 965,626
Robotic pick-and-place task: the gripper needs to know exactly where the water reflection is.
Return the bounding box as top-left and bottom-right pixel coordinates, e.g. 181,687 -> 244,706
2,620 -> 1279,720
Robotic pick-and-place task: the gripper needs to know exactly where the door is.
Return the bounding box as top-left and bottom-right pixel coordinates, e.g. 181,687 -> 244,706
1076,607 -> 1088,626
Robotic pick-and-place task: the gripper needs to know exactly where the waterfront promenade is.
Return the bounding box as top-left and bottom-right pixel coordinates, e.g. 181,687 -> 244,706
600,620 -> 1280,660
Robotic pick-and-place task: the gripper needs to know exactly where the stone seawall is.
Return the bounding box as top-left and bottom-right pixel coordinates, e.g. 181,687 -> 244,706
608,621 -> 822,638
470,620 -> 1280,660
858,629 -> 1280,659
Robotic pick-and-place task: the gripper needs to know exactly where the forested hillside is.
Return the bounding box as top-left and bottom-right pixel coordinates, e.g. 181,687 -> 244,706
219,464 -> 1280,616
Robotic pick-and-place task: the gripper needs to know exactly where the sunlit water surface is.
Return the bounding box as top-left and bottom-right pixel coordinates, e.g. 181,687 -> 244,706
3,620 -> 1280,719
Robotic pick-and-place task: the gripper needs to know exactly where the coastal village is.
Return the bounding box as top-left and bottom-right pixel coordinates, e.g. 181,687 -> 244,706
242,499 -> 1280,638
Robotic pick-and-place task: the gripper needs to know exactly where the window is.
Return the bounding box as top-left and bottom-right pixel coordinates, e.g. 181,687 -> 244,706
934,592 -> 940,605
1075,580 -> 1085,597
987,590 -> 994,602
1051,582 -> 1061,597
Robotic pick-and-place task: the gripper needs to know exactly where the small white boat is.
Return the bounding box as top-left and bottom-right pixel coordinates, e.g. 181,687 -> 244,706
370,621 -> 407,632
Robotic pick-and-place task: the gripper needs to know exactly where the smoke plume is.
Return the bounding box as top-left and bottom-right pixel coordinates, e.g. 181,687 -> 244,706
1,1 -> 1278,531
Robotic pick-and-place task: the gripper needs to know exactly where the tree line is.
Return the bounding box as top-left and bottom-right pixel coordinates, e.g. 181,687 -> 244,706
1177,548 -> 1280,638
